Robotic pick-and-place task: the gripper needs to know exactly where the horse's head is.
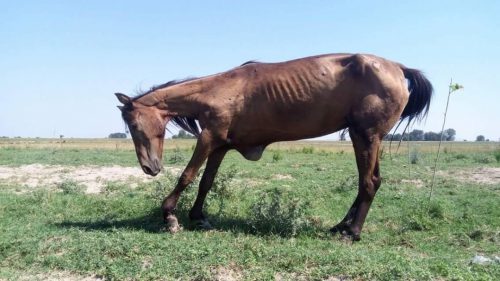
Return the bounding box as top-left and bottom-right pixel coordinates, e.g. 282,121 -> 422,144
115,93 -> 169,176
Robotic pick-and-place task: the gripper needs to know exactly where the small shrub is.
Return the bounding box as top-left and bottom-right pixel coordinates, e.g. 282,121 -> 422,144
410,149 -> 420,164
147,173 -> 178,204
454,153 -> 467,160
272,151 -> 283,162
249,188 -> 310,237
58,180 -> 84,194
210,165 -> 237,215
168,147 -> 185,164
103,181 -> 128,195
473,155 -> 493,164
318,150 -> 331,156
400,201 -> 446,232
301,146 -> 314,154
401,209 -> 434,232
468,229 -> 484,241
494,150 -> 500,163
334,176 -> 356,193
427,201 -> 445,219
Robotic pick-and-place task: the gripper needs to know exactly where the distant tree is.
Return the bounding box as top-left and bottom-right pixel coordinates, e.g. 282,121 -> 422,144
443,128 -> 456,141
109,132 -> 127,139
476,135 -> 485,141
172,129 -> 196,139
383,133 -> 405,141
393,133 -> 403,141
384,129 -> 457,141
424,131 -> 440,141
409,129 -> 424,141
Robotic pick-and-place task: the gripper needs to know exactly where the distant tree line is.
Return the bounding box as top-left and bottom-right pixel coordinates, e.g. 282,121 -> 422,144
108,132 -> 127,139
384,128 -> 456,141
171,130 -> 196,139
475,135 -> 493,141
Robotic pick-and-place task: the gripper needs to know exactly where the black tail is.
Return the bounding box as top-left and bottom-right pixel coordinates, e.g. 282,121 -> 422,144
401,67 -> 433,123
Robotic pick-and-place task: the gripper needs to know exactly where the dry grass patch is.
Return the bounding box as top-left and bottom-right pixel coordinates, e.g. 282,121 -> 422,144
440,167 -> 500,185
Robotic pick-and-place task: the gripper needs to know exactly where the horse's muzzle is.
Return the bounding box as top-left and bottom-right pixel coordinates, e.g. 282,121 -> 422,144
141,159 -> 162,176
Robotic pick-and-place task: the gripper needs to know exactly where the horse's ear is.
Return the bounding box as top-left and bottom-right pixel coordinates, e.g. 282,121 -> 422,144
115,93 -> 131,105
117,105 -> 125,111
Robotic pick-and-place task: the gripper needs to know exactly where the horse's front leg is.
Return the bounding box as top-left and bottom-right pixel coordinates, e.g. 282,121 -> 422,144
161,131 -> 217,233
188,147 -> 228,229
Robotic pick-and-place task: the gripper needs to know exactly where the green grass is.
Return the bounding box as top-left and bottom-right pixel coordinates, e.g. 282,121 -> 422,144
0,147 -> 138,166
1,143 -> 499,280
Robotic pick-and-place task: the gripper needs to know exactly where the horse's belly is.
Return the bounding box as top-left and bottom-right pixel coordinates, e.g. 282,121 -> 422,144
235,145 -> 265,161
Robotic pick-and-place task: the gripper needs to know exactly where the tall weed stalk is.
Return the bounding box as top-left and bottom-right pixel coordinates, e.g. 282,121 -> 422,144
429,80 -> 463,202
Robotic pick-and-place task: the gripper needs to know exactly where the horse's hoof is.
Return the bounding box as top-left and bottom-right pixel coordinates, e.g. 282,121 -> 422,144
165,215 -> 183,233
195,218 -> 213,230
340,229 -> 361,241
330,226 -> 340,234
330,224 -> 361,241
330,223 -> 347,234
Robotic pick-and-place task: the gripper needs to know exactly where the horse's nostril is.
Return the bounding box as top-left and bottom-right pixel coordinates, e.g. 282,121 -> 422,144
142,165 -> 153,175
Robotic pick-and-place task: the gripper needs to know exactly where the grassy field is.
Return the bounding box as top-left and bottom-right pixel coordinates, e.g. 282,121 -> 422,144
0,139 -> 499,280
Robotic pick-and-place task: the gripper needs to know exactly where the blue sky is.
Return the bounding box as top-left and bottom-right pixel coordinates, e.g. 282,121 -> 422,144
1,1 -> 499,140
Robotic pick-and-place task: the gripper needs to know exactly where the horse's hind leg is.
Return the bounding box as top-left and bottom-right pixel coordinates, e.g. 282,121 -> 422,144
331,160 -> 381,233
331,128 -> 382,240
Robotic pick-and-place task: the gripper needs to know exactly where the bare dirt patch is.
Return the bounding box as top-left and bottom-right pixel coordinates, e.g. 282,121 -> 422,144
272,173 -> 294,180
441,167 -> 500,185
210,265 -> 242,281
0,164 -> 180,194
233,178 -> 263,188
401,179 -> 425,188
16,271 -> 103,281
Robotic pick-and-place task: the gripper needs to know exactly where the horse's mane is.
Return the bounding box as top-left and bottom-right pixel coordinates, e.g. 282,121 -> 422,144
240,60 -> 259,66
134,77 -> 201,137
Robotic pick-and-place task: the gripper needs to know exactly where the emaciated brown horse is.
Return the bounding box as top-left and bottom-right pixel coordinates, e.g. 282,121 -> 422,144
116,53 -> 432,240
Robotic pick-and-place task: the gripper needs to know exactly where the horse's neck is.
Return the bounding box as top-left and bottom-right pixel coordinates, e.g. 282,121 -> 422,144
137,79 -> 206,116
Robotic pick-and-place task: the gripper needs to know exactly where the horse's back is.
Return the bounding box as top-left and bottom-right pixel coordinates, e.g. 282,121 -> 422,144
219,53 -> 409,144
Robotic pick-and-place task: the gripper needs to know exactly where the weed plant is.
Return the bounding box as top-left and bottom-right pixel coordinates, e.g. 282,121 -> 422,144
249,188 -> 311,237
272,150 -> 283,162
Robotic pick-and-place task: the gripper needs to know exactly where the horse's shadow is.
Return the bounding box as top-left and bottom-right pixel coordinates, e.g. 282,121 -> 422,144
55,207 -> 262,236
54,207 -> 323,238
55,207 -> 166,234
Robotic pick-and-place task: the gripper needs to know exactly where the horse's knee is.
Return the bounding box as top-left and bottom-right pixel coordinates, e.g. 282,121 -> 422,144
179,172 -> 195,187
359,179 -> 377,200
373,175 -> 382,191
